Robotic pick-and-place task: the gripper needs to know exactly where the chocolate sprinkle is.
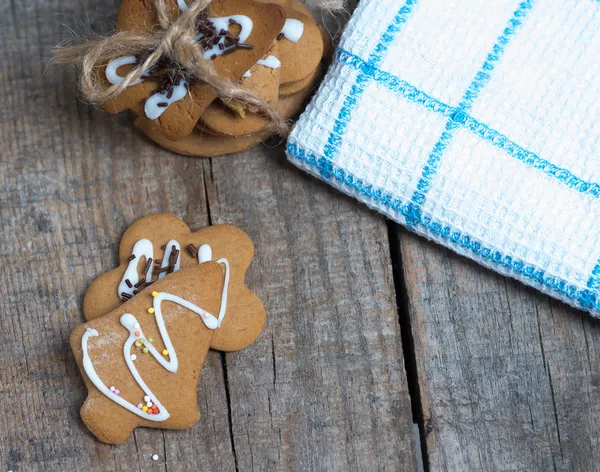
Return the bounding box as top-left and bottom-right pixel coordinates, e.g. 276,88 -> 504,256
137,15 -> 255,110
134,279 -> 145,288
144,257 -> 153,274
125,279 -> 133,288
221,47 -> 236,56
127,254 -> 136,262
166,246 -> 180,274
277,32 -> 285,41
187,243 -> 198,258
121,292 -> 132,300
168,245 -> 178,263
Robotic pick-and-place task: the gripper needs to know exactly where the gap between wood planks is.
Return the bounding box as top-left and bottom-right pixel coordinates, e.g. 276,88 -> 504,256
201,154 -> 425,472
388,222 -> 428,472
198,159 -> 422,472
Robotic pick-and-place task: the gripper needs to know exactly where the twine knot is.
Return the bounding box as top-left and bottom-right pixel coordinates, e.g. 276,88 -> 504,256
55,0 -> 290,135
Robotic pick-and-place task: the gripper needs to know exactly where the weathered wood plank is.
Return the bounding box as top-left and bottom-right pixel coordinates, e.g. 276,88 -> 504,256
207,153 -> 418,471
1,0 -> 418,471
396,228 -> 600,472
0,0 -> 235,470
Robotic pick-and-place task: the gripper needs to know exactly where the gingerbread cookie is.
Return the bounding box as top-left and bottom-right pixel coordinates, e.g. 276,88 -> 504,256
198,4 -> 326,138
84,215 -> 256,333
279,63 -> 320,97
71,258 -> 265,443
87,0 -> 329,156
201,42 -> 282,136
139,66 -> 322,156
103,0 -> 286,141
277,7 -> 323,85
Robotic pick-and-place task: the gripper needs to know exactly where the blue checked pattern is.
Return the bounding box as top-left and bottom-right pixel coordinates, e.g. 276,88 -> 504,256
287,0 -> 600,314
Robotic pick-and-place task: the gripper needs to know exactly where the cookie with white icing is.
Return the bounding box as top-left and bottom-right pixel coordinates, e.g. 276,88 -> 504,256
83,215 -> 258,341
277,7 -> 323,85
102,0 -> 286,141
71,258 -> 265,444
96,0 -> 328,155
139,67 -> 322,155
201,42 -> 282,136
199,2 -> 326,138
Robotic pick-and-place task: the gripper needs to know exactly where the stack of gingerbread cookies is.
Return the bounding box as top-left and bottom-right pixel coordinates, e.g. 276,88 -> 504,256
70,214 -> 265,443
103,0 -> 328,157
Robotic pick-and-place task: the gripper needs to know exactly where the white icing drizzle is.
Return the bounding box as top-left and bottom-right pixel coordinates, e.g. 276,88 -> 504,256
198,244 -> 212,263
105,56 -> 146,86
280,19 -> 304,43
158,240 -> 182,280
107,0 -> 254,120
83,248 -> 231,423
201,16 -> 254,60
119,239 -> 154,299
144,80 -> 189,120
118,238 -> 220,300
82,327 -> 170,422
257,55 -> 281,69
242,55 -> 281,78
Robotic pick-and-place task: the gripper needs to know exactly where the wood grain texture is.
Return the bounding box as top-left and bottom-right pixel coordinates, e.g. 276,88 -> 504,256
0,0 -> 417,469
396,229 -> 600,472
207,152 -> 417,471
0,1 -> 235,469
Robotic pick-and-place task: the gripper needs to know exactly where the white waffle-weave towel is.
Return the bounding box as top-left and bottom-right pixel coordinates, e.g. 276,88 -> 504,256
287,0 -> 600,314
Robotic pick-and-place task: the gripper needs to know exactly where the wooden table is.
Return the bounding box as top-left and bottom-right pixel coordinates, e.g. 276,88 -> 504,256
2,0 -> 599,470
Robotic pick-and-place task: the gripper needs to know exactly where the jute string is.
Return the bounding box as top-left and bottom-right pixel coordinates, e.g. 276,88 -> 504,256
55,0 -> 290,135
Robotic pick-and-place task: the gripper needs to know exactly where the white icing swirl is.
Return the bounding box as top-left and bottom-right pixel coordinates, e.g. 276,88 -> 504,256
144,80 -> 189,120
280,19 -> 304,43
106,6 -> 254,120
119,239 -> 154,299
105,56 -> 146,86
243,55 -> 282,78
83,250 -> 231,422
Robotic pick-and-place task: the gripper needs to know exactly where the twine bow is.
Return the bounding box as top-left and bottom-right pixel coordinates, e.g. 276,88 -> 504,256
55,0 -> 290,135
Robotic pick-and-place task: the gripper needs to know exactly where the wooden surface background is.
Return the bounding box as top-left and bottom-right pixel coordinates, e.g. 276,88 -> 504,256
0,0 -> 598,471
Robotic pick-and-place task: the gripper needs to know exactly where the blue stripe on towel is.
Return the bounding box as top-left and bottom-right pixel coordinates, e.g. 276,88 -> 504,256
334,49 -> 600,199
407,0 -> 535,226
322,0 -> 418,166
287,140 -> 599,312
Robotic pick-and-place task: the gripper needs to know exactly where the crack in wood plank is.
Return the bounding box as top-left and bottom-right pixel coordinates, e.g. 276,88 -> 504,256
388,223 -> 430,472
204,148 -> 417,471
397,227 -> 600,471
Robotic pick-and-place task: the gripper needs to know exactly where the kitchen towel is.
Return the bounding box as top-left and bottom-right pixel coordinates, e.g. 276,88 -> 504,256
287,0 -> 600,314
